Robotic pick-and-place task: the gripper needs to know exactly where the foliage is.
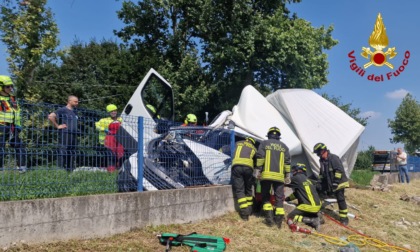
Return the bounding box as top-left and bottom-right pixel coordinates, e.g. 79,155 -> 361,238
115,0 -> 338,119
0,168 -> 118,201
322,93 -> 368,126
35,39 -> 140,111
354,145 -> 375,170
0,0 -> 59,100
388,93 -> 420,153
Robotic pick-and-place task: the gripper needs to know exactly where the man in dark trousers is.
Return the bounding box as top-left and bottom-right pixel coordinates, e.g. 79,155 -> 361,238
286,163 -> 322,231
256,126 -> 291,228
231,136 -> 257,221
313,142 -> 350,225
48,95 -> 79,172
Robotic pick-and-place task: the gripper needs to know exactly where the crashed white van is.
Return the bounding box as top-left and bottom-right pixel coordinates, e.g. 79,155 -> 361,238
117,68 -> 365,191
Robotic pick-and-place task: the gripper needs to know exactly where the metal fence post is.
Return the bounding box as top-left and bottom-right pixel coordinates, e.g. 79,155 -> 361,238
230,130 -> 235,159
137,116 -> 144,192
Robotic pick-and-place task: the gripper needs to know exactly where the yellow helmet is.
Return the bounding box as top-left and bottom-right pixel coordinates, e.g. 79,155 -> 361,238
267,126 -> 281,139
184,114 -> 197,125
146,104 -> 157,114
245,136 -> 256,145
106,104 -> 118,112
0,75 -> 13,92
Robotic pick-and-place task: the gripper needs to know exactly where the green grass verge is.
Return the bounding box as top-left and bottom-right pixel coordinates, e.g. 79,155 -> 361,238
0,168 -> 118,201
350,169 -> 378,187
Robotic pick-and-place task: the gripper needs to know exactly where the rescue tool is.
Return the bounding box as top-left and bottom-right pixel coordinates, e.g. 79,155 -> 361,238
157,232 -> 229,252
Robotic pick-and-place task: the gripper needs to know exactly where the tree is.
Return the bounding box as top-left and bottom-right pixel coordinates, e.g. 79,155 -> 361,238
354,145 -> 375,170
35,39 -> 140,111
388,94 -> 420,153
115,0 -> 338,119
322,93 -> 368,126
0,0 -> 59,100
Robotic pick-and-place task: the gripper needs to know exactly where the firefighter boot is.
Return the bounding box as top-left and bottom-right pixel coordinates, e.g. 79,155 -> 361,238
263,210 -> 274,227
302,217 -> 321,231
340,217 -> 349,226
273,215 -> 284,229
239,208 -> 249,221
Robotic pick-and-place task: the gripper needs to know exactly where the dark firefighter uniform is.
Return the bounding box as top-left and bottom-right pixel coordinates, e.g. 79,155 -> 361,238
231,137 -> 257,221
314,142 -> 350,225
286,163 -> 322,231
256,127 -> 291,228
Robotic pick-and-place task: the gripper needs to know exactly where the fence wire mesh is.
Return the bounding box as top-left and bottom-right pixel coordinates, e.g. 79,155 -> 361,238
0,101 -> 234,201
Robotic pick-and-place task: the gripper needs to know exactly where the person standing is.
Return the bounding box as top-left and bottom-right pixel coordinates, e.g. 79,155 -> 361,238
285,163 -> 322,231
396,148 -> 409,183
0,75 -> 27,173
231,136 -> 257,221
95,104 -> 123,171
256,126 -> 291,228
313,142 -> 350,225
48,95 -> 79,172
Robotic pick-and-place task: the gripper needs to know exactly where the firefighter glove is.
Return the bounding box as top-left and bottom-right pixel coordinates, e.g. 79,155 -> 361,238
284,172 -> 291,185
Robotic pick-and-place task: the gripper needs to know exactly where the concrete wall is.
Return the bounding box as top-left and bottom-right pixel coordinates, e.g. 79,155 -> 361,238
377,172 -> 420,184
0,185 -> 234,247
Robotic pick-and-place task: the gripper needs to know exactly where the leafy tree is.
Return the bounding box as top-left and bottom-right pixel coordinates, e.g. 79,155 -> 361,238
0,0 -> 59,100
388,94 -> 420,153
354,145 -> 375,170
115,0 -> 338,119
35,39 -> 140,111
322,93 -> 368,126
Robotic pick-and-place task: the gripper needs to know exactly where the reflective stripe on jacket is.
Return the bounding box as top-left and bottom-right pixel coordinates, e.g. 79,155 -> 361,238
0,95 -> 20,126
289,173 -> 321,213
232,140 -> 257,169
256,139 -> 291,182
320,151 -> 349,191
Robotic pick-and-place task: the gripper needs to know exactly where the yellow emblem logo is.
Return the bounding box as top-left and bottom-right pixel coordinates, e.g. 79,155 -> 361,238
361,13 -> 397,69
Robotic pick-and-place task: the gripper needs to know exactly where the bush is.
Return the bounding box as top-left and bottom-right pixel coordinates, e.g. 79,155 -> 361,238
354,146 -> 375,170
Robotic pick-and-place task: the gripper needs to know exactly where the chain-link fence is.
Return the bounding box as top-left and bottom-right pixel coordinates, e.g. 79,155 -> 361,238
0,101 -> 234,201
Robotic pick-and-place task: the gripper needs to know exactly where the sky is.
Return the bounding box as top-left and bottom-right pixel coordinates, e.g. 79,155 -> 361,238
0,0 -> 419,152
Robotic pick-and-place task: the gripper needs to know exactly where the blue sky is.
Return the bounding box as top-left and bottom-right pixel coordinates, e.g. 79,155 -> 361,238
1,0 -> 419,151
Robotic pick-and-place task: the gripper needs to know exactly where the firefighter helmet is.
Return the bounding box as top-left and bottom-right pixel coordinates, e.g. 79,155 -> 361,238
184,114 -> 197,125
106,104 -> 118,113
245,136 -> 256,145
267,126 -> 281,139
291,163 -> 307,175
313,143 -> 327,154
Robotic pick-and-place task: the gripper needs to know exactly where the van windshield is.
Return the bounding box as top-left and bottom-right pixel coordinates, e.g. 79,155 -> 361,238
373,153 -> 390,164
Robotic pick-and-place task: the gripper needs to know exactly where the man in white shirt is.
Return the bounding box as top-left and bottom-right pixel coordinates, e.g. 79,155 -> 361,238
396,148 -> 409,183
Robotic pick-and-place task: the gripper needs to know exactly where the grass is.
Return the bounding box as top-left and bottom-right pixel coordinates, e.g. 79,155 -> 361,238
350,169 -> 378,186
4,177 -> 420,252
0,168 -> 118,201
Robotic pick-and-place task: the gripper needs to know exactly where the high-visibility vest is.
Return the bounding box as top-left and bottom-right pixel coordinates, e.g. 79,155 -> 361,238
0,95 -> 21,126
95,117 -> 122,145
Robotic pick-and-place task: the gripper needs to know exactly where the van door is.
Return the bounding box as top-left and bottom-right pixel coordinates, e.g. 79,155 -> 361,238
122,68 -> 174,121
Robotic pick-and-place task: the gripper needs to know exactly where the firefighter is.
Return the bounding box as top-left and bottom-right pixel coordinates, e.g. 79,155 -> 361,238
181,114 -> 197,126
313,143 -> 350,225
0,75 -> 27,173
256,126 -> 291,228
285,163 -> 322,231
231,136 -> 257,221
